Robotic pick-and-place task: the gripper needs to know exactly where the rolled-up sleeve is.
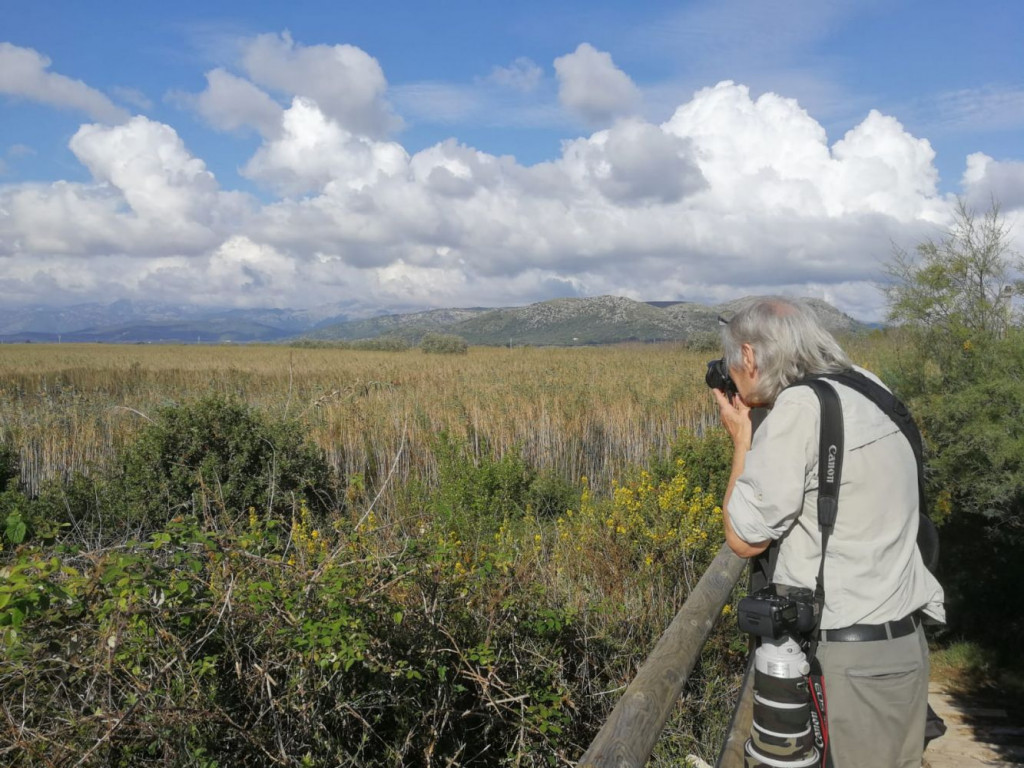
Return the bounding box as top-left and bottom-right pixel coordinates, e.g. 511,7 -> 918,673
727,393 -> 817,544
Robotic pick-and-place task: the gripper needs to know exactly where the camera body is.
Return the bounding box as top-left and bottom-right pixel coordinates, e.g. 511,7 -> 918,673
705,358 -> 737,399
738,584 -> 818,639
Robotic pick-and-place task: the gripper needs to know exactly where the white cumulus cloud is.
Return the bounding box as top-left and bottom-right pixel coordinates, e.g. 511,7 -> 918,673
560,118 -> 706,204
0,42 -> 129,123
962,153 -> 1024,212
554,43 -> 641,125
243,97 -> 408,196
239,32 -> 401,137
71,117 -> 222,225
4,72 -> 1015,322
663,82 -> 946,224
0,117 -> 251,258
192,68 -> 283,137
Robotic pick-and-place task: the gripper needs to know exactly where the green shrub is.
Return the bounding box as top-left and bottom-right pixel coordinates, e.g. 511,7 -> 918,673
878,328 -> 1024,660
526,468 -> 579,517
685,331 -> 721,352
291,336 -> 412,351
652,428 -> 732,499
0,440 -> 19,493
431,431 -> 535,524
420,332 -> 469,355
112,395 -> 337,532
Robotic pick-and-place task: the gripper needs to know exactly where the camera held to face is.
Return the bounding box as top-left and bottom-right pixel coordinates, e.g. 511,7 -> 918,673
737,584 -> 819,639
705,357 -> 738,399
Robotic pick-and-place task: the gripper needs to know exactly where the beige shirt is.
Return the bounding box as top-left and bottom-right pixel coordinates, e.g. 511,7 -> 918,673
728,369 -> 946,629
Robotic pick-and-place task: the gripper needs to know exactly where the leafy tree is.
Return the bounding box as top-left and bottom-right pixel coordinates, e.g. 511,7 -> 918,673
885,198 -> 1020,342
882,200 -> 1023,522
882,200 -> 1024,657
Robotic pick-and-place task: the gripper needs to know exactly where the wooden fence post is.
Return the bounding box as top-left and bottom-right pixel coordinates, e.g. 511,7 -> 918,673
577,544 -> 746,768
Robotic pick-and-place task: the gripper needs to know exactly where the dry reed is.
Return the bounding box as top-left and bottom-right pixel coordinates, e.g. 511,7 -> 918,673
0,343 -> 719,500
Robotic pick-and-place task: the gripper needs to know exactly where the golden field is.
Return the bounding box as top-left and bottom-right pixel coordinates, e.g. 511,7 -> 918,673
0,342 -> 724,497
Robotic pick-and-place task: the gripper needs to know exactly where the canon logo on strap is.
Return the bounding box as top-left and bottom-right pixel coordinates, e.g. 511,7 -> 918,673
825,444 -> 838,484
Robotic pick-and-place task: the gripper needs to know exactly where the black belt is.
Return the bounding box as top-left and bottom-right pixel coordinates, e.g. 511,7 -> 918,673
820,613 -> 919,642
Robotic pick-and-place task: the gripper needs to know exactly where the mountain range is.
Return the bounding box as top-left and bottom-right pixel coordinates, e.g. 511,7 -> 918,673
0,296 -> 867,346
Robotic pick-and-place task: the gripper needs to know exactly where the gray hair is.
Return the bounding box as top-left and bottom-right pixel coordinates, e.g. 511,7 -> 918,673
721,297 -> 852,404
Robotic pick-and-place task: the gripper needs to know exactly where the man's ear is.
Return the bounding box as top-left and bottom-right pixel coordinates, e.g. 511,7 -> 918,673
741,343 -> 757,374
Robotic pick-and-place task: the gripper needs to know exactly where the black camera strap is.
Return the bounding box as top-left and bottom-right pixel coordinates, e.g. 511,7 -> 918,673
799,379 -> 845,658
794,378 -> 845,768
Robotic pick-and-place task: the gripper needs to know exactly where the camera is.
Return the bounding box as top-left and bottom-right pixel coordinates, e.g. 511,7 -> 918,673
705,358 -> 738,399
737,584 -> 818,639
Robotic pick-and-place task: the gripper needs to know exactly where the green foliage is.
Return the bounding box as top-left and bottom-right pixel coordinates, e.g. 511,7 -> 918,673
0,460 -> 736,767
880,199 -> 1024,660
879,331 -> 1024,657
0,440 -> 19,492
351,335 -> 412,351
653,428 -> 733,499
885,198 -> 1019,342
526,468 -> 579,518
879,327 -> 1024,537
0,549 -> 77,646
420,332 -> 469,355
0,480 -> 70,550
291,336 -> 411,351
427,432 -> 580,528
914,335 -> 1024,522
3,507 -> 27,545
684,331 -> 722,352
112,395 -> 337,532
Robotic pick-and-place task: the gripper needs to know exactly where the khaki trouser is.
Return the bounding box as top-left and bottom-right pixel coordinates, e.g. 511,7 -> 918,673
815,623 -> 929,768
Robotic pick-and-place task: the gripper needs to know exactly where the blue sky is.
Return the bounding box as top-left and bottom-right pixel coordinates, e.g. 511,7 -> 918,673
2,0 -> 1023,320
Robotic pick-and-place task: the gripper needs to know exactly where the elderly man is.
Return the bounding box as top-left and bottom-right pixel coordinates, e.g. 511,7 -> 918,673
711,297 -> 945,768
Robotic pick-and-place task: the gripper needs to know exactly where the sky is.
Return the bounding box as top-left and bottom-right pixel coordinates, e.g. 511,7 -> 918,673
2,0 -> 1023,322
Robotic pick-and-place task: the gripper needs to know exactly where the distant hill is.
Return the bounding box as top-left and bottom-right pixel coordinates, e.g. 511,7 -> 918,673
0,296 -> 866,346
308,296 -> 867,346
305,308 -> 490,342
0,299 -> 384,344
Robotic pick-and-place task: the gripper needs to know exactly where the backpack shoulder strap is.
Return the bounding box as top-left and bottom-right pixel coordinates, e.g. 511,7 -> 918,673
818,370 -> 924,471
817,370 -> 939,573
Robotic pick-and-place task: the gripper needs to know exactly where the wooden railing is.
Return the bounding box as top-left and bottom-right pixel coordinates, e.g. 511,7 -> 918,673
577,544 -> 750,768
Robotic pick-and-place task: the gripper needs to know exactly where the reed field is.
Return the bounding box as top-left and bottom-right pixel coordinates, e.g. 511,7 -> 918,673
0,336 -> 887,767
0,342 -> 726,498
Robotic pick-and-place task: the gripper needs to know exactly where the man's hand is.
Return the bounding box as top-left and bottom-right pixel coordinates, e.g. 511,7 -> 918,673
713,388 -> 770,558
712,388 -> 753,451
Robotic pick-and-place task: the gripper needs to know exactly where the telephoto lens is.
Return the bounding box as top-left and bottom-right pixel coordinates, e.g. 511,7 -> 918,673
744,636 -> 819,767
